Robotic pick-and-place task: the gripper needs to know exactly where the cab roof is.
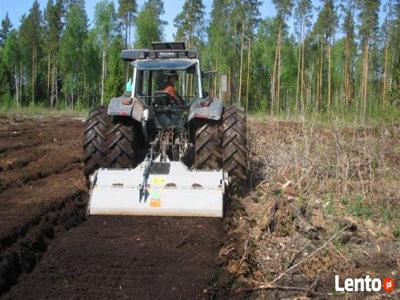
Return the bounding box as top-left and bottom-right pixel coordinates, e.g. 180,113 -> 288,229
132,59 -> 197,70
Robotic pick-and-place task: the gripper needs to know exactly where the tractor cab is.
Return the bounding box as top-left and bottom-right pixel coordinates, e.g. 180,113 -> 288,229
122,42 -> 203,107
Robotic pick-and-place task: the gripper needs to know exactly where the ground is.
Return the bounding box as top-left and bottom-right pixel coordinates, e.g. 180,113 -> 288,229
0,113 -> 399,299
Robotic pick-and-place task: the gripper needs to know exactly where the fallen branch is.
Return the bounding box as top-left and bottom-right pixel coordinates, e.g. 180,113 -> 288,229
305,275 -> 319,297
236,280 -> 333,297
175,233 -> 191,248
237,226 -> 348,294
234,230 -> 251,275
270,226 -> 348,284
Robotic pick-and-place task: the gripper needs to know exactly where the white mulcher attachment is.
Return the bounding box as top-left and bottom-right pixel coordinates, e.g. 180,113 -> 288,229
87,153 -> 228,218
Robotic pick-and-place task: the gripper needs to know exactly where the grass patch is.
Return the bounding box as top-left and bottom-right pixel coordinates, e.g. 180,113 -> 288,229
323,194 -> 337,216
0,105 -> 88,118
347,195 -> 372,219
394,226 -> 400,240
250,105 -> 400,127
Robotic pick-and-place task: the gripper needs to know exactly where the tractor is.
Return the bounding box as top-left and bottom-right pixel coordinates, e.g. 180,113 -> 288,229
83,42 -> 247,217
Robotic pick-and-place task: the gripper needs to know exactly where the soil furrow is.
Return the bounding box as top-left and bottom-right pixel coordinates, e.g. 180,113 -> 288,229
0,148 -> 47,172
0,192 -> 87,296
0,149 -> 81,194
0,168 -> 85,244
0,142 -> 41,155
4,216 -> 223,300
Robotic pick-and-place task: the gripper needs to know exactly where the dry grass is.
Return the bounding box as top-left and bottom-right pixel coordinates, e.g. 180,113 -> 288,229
218,117 -> 400,298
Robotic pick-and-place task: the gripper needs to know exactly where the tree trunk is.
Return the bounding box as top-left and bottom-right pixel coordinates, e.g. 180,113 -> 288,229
238,24 -> 245,106
47,53 -> 51,105
101,49 -> 106,106
328,44 -> 332,111
271,25 -> 282,115
31,46 -> 36,106
276,37 -> 282,113
14,66 -> 19,107
246,38 -> 251,112
383,41 -> 389,106
344,36 -> 350,106
55,65 -> 59,108
316,38 -> 323,111
363,41 -> 369,118
296,41 -> 301,112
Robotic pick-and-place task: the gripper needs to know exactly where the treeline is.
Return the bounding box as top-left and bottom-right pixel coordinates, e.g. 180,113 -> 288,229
0,0 -> 399,118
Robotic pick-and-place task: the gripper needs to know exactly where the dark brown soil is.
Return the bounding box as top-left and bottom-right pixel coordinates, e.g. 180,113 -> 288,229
0,115 -> 225,299
0,117 -> 87,295
5,216 -> 223,300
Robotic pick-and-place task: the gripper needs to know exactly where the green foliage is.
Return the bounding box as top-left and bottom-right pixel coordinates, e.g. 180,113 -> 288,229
135,0 -> 165,48
95,0 -> 117,46
174,0 -> 205,49
105,36 -> 125,102
347,195 -> 372,219
60,1 -> 88,107
0,0 -> 398,120
118,0 -> 137,46
394,226 -> 400,239
0,13 -> 12,46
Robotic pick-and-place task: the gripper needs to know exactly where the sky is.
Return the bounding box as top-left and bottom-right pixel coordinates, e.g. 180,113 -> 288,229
0,0 -> 388,41
0,0 -> 277,41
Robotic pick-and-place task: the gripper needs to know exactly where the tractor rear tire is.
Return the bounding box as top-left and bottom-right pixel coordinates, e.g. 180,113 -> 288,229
107,118 -> 137,168
222,105 -> 247,194
83,106 -> 110,177
193,120 -> 222,170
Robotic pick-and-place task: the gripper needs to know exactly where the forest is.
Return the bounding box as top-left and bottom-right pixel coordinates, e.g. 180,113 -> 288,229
0,0 -> 399,120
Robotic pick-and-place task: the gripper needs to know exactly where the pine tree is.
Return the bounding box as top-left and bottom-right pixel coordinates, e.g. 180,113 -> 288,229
105,35 -> 125,101
94,0 -> 117,105
341,0 -> 356,106
135,0 -> 166,48
60,0 -> 88,108
271,0 -> 294,114
294,0 -> 312,112
2,30 -> 21,106
82,30 -> 102,107
357,0 -> 380,118
0,13 -> 12,46
206,0 -> 233,99
174,0 -> 205,49
19,0 -> 43,105
382,0 -> 395,106
118,0 -> 137,47
391,1 -> 400,103
44,0 -> 64,107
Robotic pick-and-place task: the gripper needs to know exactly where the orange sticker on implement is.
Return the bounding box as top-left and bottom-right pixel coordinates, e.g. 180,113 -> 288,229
150,199 -> 161,207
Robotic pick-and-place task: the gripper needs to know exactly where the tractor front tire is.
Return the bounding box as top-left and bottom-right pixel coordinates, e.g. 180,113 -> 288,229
222,105 -> 247,194
193,120 -> 222,170
107,118 -> 137,168
83,107 -> 110,177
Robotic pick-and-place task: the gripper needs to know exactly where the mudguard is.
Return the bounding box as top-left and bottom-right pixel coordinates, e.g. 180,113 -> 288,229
107,97 -> 145,122
188,97 -> 223,122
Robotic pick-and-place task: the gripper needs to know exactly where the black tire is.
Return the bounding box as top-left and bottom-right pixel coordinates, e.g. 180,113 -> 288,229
83,107 -> 110,177
193,120 -> 222,170
222,105 -> 247,194
107,118 -> 136,168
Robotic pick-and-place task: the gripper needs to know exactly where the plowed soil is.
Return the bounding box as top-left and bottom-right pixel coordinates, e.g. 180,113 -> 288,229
6,217 -> 222,299
0,115 -> 224,299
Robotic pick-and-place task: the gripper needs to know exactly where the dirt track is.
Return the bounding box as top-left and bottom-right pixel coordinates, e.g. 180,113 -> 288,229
0,116 -> 224,299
